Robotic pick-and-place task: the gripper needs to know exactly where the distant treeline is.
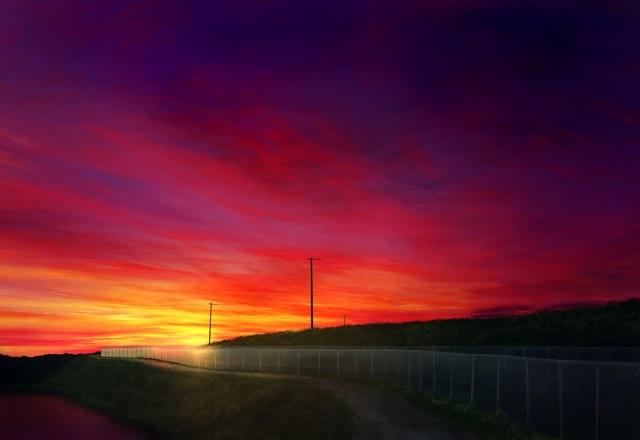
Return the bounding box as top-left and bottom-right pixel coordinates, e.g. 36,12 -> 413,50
217,299 -> 640,347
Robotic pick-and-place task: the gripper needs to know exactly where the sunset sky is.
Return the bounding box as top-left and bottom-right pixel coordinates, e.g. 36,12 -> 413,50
1,1 -> 639,355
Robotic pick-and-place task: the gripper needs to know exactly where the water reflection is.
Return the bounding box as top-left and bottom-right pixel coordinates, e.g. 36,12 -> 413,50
0,394 -> 145,439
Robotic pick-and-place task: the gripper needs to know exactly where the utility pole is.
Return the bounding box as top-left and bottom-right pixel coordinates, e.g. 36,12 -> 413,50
306,257 -> 321,329
208,302 -> 213,345
343,314 -> 346,327
208,302 -> 219,345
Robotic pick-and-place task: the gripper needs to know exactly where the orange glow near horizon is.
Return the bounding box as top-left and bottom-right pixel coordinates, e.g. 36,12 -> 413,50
1,257 -> 488,356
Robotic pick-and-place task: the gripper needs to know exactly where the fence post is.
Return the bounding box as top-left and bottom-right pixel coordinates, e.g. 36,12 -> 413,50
418,350 -> 422,391
595,364 -> 599,440
317,349 -> 321,376
526,359 -> 530,428
337,350 -> 340,377
496,357 -> 501,411
354,351 -> 357,377
433,351 -> 437,393
449,352 -> 453,400
418,352 -> 423,391
558,362 -> 563,438
370,350 -> 374,380
259,350 -> 262,371
470,355 -> 475,405
384,350 -> 389,382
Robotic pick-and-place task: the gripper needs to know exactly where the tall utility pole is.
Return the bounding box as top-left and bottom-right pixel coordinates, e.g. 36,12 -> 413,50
306,257 -> 321,329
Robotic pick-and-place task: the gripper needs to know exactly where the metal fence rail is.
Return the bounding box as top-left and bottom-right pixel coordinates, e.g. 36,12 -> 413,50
101,346 -> 640,440
416,346 -> 640,363
140,345 -> 640,362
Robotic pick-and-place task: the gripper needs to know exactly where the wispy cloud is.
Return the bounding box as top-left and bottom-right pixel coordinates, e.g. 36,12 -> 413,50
1,0 -> 638,355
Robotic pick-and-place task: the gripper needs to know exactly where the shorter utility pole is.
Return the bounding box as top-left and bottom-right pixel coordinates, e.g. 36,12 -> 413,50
208,302 -> 213,345
343,314 -> 346,327
208,302 -> 219,345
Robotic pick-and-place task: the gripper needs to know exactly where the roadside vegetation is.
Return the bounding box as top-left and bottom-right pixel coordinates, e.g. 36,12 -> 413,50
218,299 -> 639,347
385,385 -> 552,440
0,355 -> 358,440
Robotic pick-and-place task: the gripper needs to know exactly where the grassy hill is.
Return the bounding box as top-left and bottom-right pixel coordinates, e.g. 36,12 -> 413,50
217,299 -> 640,347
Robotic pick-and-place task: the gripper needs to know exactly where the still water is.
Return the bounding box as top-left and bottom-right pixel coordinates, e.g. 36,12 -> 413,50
0,393 -> 145,439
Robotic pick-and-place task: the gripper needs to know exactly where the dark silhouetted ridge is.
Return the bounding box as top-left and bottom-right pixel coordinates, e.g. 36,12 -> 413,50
217,299 -> 640,347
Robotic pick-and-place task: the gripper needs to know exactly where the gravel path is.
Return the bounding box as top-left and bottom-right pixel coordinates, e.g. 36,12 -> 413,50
136,359 -> 478,440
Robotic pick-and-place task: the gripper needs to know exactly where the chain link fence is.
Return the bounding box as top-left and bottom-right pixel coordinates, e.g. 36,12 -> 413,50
101,346 -> 640,440
414,346 -> 640,363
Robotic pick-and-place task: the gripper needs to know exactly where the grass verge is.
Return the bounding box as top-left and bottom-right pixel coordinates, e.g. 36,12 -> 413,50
383,383 -> 553,440
298,371 -> 553,440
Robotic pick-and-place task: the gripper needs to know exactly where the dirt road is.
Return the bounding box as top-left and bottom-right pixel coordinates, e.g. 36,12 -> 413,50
136,359 -> 478,440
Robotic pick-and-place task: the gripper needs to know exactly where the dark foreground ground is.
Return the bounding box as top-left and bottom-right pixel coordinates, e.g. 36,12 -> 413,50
140,358 -> 483,440
0,355 -> 357,439
0,354 -> 549,440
